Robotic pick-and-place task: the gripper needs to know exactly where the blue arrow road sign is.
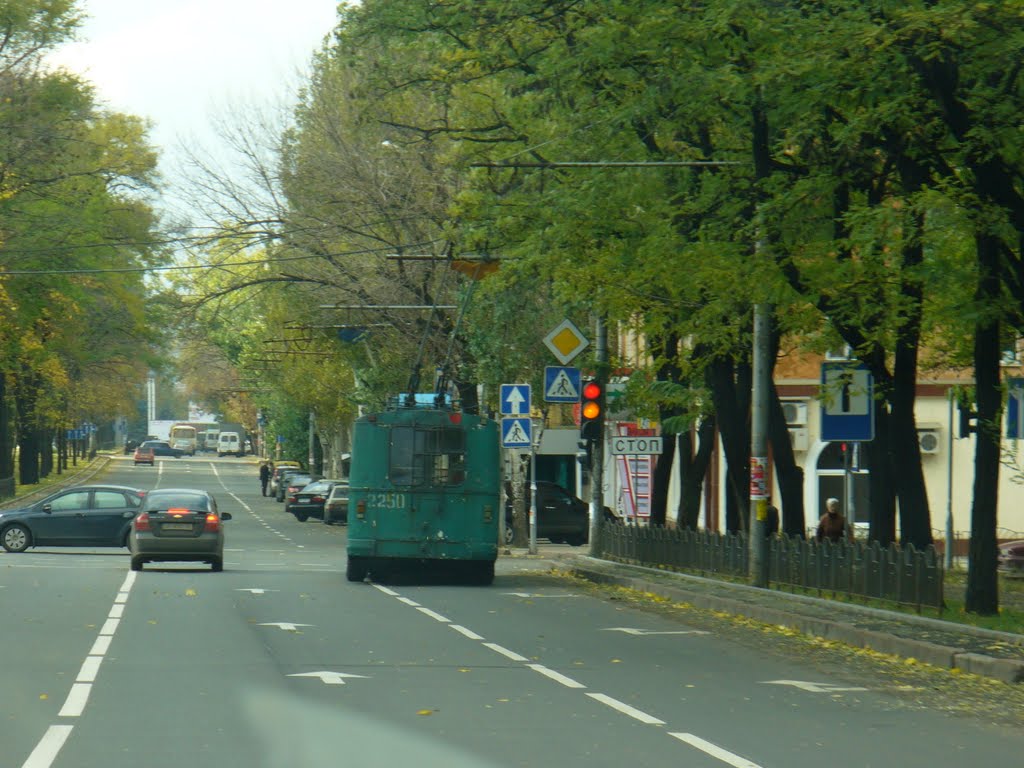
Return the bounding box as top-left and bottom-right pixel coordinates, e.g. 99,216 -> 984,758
500,384 -> 531,416
820,362 -> 874,441
544,366 -> 581,403
501,417 -> 532,448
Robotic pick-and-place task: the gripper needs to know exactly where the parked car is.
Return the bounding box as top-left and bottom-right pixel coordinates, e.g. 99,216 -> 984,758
128,488 -> 232,572
289,479 -> 344,522
503,481 -> 619,547
139,440 -> 183,458
282,474 -> 317,512
133,446 -> 155,466
323,481 -> 350,525
998,540 -> 1024,577
276,468 -> 309,502
269,461 -> 303,496
0,485 -> 146,553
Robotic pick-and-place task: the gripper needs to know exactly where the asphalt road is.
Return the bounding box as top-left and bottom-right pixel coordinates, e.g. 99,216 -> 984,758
3,456 -> 1022,767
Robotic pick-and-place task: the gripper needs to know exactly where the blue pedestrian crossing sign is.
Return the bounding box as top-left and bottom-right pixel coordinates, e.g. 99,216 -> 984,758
544,366 -> 581,403
501,417 -> 532,448
500,384 -> 531,416
820,362 -> 874,441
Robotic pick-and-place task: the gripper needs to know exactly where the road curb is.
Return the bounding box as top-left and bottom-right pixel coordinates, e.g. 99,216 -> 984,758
566,563 -> 1024,685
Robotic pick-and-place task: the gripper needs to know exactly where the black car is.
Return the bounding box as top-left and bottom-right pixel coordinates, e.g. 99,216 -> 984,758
139,440 -> 184,458
281,474 -> 317,513
0,485 -> 146,552
276,468 -> 313,502
289,479 -> 344,522
504,481 -> 619,547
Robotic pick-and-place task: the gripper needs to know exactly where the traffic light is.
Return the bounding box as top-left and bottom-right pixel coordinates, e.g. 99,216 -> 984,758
580,379 -> 604,442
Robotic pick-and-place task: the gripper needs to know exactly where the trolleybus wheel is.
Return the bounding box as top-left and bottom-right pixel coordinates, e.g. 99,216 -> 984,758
346,556 -> 367,582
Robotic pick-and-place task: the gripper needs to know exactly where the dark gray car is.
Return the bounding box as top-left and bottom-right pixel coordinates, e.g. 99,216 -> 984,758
0,485 -> 145,553
128,488 -> 232,572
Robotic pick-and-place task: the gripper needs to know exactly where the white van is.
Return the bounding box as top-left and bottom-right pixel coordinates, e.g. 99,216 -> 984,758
217,431 -> 244,457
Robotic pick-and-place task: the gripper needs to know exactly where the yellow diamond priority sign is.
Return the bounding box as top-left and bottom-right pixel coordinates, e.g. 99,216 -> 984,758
543,319 -> 589,365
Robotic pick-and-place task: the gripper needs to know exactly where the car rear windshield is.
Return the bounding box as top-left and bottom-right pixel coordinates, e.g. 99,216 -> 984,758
302,481 -> 332,493
142,493 -> 209,512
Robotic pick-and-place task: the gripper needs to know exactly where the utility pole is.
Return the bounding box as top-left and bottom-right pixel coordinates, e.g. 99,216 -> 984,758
749,303 -> 771,587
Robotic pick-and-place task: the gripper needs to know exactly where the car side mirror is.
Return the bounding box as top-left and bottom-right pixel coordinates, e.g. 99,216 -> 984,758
221,512 -> 233,521
42,504 -> 52,514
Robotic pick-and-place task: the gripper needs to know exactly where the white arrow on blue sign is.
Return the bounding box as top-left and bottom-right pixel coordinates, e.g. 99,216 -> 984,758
501,418 -> 532,448
500,384 -> 531,416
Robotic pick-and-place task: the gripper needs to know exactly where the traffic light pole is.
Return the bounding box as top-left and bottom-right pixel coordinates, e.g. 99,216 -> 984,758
589,317 -> 608,551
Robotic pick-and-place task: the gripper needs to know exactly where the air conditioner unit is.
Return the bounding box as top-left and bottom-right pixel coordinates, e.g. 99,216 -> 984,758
782,401 -> 808,426
788,427 -> 809,452
918,428 -> 940,455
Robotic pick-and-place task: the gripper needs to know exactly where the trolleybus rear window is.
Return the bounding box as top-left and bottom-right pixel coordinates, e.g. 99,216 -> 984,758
389,426 -> 466,487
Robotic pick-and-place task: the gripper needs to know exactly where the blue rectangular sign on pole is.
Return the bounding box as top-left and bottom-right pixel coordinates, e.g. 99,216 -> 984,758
501,417 -> 532,448
1008,378 -> 1024,439
544,366 -> 581,403
820,362 -> 874,442
500,384 -> 531,416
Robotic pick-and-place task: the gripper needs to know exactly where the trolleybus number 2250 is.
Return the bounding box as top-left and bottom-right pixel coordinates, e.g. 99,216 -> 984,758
367,492 -> 407,510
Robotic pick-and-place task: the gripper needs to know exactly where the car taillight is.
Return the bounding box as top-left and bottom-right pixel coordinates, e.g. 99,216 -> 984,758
312,495 -> 325,503
204,513 -> 220,533
134,513 -> 151,532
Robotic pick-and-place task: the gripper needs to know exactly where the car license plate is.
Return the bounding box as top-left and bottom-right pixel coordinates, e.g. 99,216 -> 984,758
163,523 -> 192,531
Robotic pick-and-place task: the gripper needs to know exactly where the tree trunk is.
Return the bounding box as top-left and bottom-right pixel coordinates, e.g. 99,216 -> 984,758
966,233 -> 1001,615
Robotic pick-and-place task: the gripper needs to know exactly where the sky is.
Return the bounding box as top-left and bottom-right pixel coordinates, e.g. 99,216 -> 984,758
48,0 -> 342,214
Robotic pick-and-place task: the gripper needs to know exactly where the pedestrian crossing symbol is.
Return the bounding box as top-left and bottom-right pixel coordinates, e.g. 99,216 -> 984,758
501,417 -> 532,448
544,366 -> 581,403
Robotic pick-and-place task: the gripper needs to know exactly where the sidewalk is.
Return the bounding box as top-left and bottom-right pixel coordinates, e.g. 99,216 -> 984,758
510,548 -> 1024,685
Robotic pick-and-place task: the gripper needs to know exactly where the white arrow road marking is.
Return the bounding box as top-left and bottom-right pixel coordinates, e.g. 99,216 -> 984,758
237,588 -> 276,595
288,671 -> 369,686
504,592 -> 580,598
762,680 -> 868,693
260,622 -> 312,632
604,627 -> 710,636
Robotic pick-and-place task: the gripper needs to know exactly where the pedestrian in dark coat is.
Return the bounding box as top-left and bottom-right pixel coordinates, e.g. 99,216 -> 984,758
259,462 -> 271,496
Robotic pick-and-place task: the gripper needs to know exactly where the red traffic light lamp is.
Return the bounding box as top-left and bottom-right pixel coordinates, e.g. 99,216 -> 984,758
580,379 -> 604,442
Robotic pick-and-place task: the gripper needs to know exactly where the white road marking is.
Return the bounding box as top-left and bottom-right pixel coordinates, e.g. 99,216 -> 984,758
114,593 -> 128,604
259,622 -> 311,632
89,636 -> 111,656
58,683 -> 91,717
604,627 -> 710,636
21,725 -> 73,768
762,680 -> 868,693
372,585 -> 400,596
483,643 -> 529,662
108,605 -> 124,619
76,657 -> 102,683
288,671 -> 370,685
99,618 -> 119,636
449,624 -> 484,640
669,733 -> 763,767
527,664 -> 586,689
504,592 -> 580,598
237,588 -> 271,595
586,693 -> 664,725
397,597 -> 421,607
416,607 -> 451,623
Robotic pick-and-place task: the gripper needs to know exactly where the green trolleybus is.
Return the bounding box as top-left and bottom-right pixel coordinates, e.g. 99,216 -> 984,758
346,397 -> 501,584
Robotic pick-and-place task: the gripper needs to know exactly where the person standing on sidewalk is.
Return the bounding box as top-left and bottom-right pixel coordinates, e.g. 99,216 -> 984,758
816,497 -> 852,543
259,461 -> 272,496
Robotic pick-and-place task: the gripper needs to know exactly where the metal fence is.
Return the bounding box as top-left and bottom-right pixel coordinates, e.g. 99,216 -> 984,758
597,523 -> 944,614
